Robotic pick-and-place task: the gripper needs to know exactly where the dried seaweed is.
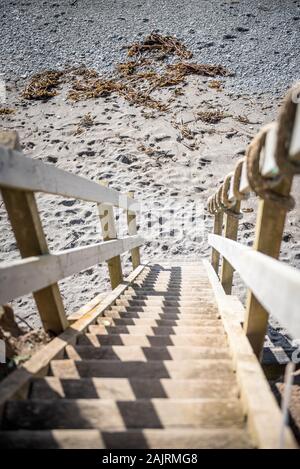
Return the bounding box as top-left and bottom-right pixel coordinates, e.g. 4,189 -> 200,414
118,87 -> 167,111
22,70 -> 63,100
172,121 -> 194,139
117,59 -> 151,77
137,144 -> 156,155
197,110 -> 226,124
208,80 -> 223,90
167,63 -> 232,78
236,114 -> 250,124
68,66 -> 99,79
68,76 -> 166,111
68,78 -> 122,101
0,107 -> 15,115
150,72 -> 184,89
20,34 -> 232,113
74,112 -> 94,135
127,33 -> 193,59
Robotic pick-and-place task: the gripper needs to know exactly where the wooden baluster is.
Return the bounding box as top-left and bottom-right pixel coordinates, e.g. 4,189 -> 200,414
0,131 -> 68,334
220,201 -> 241,294
98,180 -> 123,289
244,176 -> 293,358
127,191 -> 141,270
211,211 -> 223,274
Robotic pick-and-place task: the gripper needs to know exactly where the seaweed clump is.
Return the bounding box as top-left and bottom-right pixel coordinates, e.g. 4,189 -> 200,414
22,70 -> 63,100
197,110 -> 227,124
127,33 -> 193,59
68,75 -> 166,111
21,33 -> 233,112
0,107 -> 15,115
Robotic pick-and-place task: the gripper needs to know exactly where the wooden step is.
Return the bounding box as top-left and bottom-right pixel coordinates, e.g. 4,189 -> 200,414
135,274 -> 208,278
77,333 -> 228,347
122,292 -> 215,298
109,305 -> 218,315
49,359 -> 234,379
132,287 -> 212,293
116,299 -> 215,307
87,325 -> 225,335
97,317 -> 222,327
3,398 -> 244,430
135,274 -> 208,277
65,345 -> 231,361
126,286 -> 212,292
103,311 -> 217,320
0,428 -> 253,449
30,377 -> 238,400
135,280 -> 211,283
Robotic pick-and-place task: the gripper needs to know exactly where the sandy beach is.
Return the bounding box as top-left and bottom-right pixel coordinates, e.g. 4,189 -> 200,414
0,1 -> 299,355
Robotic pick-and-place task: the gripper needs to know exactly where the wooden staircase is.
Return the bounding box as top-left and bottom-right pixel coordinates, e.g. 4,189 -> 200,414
0,262 -> 255,449
1,103 -> 300,450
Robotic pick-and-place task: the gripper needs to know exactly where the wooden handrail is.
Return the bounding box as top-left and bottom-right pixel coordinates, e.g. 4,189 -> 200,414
208,234 -> 300,339
0,236 -> 143,305
0,131 -> 143,334
0,146 -> 137,210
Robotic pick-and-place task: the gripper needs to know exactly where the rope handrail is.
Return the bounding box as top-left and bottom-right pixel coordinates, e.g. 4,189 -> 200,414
206,83 -> 300,358
207,82 -> 300,215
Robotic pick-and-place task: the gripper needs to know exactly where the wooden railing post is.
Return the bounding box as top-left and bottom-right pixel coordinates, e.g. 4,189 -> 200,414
98,180 -> 123,289
127,191 -> 141,270
0,131 -> 68,334
244,176 -> 293,358
211,211 -> 223,274
220,201 -> 241,294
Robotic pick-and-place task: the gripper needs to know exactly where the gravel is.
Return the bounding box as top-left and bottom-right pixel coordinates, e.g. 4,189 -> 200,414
0,0 -> 299,95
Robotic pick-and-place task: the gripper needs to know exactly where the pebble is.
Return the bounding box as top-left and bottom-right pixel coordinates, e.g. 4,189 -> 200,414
236,26 -> 249,32
0,0 -> 298,94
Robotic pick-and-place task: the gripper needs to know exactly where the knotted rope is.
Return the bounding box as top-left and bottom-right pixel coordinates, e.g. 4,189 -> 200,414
216,185 -> 224,213
221,172 -> 235,209
232,158 -> 249,201
207,195 -> 214,215
246,123 -> 295,211
207,83 -> 300,215
220,172 -> 243,219
275,83 -> 300,177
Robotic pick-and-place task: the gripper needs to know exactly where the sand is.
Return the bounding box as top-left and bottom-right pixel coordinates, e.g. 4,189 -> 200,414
1,71 -> 300,337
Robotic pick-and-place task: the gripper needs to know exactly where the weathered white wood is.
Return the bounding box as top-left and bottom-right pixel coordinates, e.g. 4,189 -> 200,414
0,236 -> 143,304
259,123 -> 279,177
211,212 -> 223,273
127,191 -> 141,270
204,259 -> 297,449
220,200 -> 240,295
289,102 -> 300,161
0,131 -> 68,334
228,177 -> 235,202
98,180 -> 123,289
0,146 -> 136,210
208,234 -> 300,339
239,160 -> 250,194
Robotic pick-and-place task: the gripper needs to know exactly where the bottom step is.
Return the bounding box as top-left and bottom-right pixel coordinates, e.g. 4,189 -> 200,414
30,377 -> 238,400
3,398 -> 244,430
0,428 -> 253,449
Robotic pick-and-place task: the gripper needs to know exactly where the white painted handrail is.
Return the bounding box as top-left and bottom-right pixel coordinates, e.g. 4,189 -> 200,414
208,234 -> 300,339
0,146 -> 137,210
0,235 -> 143,304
